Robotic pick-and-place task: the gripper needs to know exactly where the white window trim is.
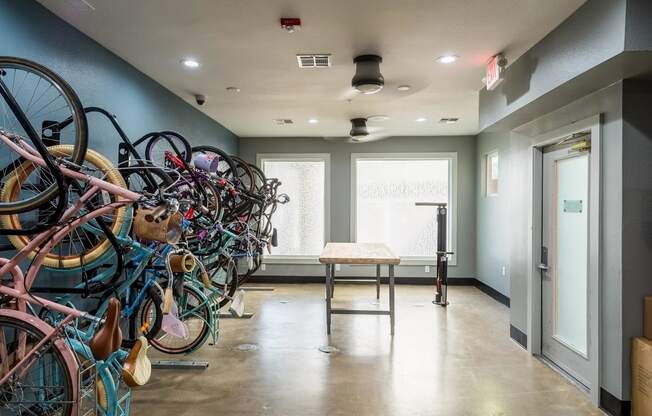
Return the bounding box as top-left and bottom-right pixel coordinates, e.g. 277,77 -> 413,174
485,150 -> 499,197
256,153 -> 331,264
350,152 -> 458,266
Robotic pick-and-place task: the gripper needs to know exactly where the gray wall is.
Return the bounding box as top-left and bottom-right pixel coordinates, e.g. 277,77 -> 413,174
475,133 -> 511,296
474,0 -> 652,402
620,79 -> 652,399
477,83 -> 625,398
479,0 -> 626,130
239,136 -> 477,279
0,0 -> 238,157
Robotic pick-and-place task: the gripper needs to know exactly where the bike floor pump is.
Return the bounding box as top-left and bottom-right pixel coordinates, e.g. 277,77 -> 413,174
415,202 -> 452,307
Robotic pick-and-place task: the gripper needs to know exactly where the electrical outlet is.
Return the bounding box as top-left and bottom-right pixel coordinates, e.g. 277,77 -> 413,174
424,265 -> 430,273
335,264 -> 341,271
261,264 -> 266,271
501,265 -> 506,276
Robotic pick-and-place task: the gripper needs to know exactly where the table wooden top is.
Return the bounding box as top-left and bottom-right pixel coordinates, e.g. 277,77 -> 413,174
319,243 -> 400,265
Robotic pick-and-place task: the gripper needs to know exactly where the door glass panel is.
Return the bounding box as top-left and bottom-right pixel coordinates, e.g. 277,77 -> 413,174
553,154 -> 589,355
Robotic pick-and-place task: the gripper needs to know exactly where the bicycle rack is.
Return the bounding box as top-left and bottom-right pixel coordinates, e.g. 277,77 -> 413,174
151,360 -> 209,370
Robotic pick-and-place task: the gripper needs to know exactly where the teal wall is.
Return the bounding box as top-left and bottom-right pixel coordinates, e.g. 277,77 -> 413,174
0,0 -> 238,157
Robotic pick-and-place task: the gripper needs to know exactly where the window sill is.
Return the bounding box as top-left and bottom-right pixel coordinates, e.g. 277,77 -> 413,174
262,256 -> 322,265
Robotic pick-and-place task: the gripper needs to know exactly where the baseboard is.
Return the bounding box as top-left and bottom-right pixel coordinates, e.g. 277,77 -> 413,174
246,275 -> 477,285
510,324 -> 527,349
599,388 -> 631,416
475,280 -> 510,307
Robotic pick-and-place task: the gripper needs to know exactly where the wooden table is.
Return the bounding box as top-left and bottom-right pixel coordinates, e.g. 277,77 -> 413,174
319,243 -> 401,335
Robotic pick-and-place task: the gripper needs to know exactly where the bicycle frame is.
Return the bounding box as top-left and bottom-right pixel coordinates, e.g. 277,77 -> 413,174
0,133 -> 141,414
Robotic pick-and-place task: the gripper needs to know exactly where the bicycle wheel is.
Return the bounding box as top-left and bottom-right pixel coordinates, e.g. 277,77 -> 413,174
206,255 -> 238,309
0,145 -> 130,269
145,283 -> 211,354
190,145 -> 237,182
0,315 -> 75,416
0,56 -> 87,214
144,132 -> 191,170
121,166 -> 174,196
121,284 -> 163,348
231,156 -> 255,193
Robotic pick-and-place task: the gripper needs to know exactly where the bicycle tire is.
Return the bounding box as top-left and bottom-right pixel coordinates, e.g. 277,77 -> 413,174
0,56 -> 87,214
144,132 -> 192,167
145,283 -> 212,354
0,145 -> 130,269
0,315 -> 75,416
122,284 -> 163,348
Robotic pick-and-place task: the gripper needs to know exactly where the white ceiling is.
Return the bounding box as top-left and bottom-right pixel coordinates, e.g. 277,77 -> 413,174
39,0 -> 585,138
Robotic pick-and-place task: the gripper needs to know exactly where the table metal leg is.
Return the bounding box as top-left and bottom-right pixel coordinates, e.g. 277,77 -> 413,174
376,264 -> 381,299
325,264 -> 332,334
331,265 -> 335,298
389,265 -> 395,335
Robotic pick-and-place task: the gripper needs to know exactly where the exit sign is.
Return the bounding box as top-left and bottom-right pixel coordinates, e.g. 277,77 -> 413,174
486,54 -> 505,91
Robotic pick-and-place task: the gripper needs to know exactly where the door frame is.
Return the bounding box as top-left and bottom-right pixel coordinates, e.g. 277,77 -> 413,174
527,114 -> 602,405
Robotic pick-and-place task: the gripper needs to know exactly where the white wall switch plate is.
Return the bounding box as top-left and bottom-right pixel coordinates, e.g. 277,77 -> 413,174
261,264 -> 266,271
501,265 -> 506,276
424,265 -> 430,273
335,264 -> 341,271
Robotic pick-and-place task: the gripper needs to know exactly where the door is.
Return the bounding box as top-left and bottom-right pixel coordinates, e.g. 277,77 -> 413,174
540,144 -> 592,389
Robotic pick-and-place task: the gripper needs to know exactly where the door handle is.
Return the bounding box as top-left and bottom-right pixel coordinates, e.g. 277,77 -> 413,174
537,264 -> 549,271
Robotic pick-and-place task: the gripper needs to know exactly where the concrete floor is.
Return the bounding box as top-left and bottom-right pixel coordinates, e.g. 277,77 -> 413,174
132,284 -> 603,416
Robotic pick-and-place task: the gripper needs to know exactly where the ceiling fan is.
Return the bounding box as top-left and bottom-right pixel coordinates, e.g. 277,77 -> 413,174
323,118 -> 391,143
338,54 -> 426,101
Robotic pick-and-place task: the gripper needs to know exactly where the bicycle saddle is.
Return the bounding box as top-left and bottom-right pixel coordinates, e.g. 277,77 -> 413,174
90,298 -> 123,360
122,336 -> 152,387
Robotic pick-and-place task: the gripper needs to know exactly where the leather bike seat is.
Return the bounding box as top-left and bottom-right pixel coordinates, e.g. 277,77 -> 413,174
90,298 -> 123,360
123,336 -> 152,387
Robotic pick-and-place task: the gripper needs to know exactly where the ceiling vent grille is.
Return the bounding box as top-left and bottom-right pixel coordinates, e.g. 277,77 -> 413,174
296,54 -> 331,68
274,119 -> 294,125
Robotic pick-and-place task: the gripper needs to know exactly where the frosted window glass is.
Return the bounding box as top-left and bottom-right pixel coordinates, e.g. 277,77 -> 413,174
355,159 -> 450,257
554,154 -> 589,355
262,159 -> 325,256
486,152 -> 499,196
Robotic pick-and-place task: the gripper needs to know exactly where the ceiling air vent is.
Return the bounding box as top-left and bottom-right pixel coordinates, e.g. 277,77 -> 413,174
274,119 -> 294,125
296,54 -> 332,68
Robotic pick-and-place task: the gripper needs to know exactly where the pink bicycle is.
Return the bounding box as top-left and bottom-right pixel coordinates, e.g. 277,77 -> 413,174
0,129 -> 177,415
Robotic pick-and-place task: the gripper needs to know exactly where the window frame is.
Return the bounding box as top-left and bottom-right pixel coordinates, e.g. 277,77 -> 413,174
350,152 -> 458,266
256,153 -> 331,264
485,150 -> 499,197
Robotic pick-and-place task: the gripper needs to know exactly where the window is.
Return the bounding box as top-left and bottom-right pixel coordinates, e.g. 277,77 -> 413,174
258,154 -> 329,259
351,153 -> 456,262
485,151 -> 499,196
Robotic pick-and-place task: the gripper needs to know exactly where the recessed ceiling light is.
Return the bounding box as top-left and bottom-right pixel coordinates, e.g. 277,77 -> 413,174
226,87 -> 240,93
367,115 -> 390,122
436,55 -> 459,64
415,117 -> 428,123
181,58 -> 200,68
397,85 -> 411,91
308,118 -> 319,124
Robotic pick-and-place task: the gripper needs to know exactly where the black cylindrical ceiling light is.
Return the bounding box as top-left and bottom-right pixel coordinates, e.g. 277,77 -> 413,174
352,55 -> 384,94
350,118 -> 370,140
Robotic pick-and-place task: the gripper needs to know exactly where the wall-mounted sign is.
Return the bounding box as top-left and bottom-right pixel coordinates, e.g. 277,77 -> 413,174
563,199 -> 583,213
486,54 -> 506,91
